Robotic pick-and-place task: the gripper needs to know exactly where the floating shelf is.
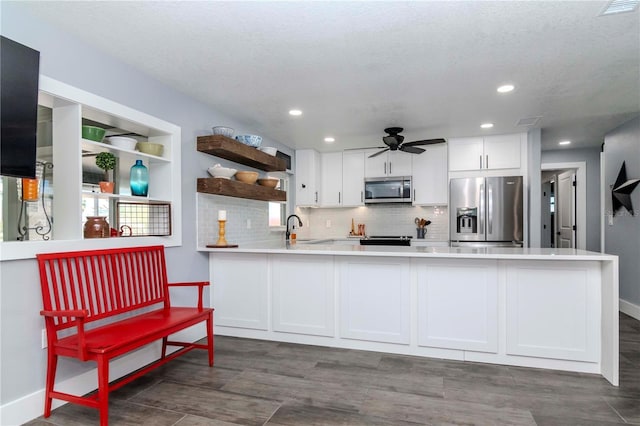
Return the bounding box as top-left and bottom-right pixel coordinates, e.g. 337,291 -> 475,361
197,135 -> 286,172
197,178 -> 286,202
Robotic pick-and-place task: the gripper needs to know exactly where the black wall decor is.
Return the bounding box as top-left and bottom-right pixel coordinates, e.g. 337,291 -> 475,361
612,161 -> 640,216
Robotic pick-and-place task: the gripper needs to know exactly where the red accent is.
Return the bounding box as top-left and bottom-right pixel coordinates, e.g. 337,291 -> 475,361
37,245 -> 214,425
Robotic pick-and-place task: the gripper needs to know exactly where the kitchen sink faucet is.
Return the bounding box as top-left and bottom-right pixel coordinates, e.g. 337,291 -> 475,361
286,214 -> 303,241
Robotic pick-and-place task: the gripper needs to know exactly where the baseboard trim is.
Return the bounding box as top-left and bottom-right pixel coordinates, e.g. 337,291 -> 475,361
620,298 -> 640,321
0,327 -> 205,426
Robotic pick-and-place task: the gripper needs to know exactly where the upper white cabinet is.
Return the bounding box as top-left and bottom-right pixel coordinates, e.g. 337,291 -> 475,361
412,144 -> 448,205
320,152 -> 342,207
364,149 -> 412,177
448,133 -> 521,171
295,149 -> 320,207
342,151 -> 365,206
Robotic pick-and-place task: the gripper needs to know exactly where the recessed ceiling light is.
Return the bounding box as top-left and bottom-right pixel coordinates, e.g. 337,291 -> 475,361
559,140 -> 571,145
497,84 -> 515,93
288,109 -> 302,116
324,137 -> 335,143
600,0 -> 639,15
481,123 -> 494,129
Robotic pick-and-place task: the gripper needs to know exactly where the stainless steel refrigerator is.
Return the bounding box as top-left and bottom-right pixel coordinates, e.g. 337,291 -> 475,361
449,176 -> 523,247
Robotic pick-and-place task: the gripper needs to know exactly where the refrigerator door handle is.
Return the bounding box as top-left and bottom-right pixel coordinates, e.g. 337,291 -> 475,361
488,183 -> 493,234
479,183 -> 485,233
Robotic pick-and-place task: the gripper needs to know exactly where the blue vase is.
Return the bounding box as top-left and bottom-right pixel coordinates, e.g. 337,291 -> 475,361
130,160 -> 149,196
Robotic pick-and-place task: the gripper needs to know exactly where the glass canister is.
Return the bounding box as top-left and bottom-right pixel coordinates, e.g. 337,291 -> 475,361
130,159 -> 149,196
84,216 -> 109,238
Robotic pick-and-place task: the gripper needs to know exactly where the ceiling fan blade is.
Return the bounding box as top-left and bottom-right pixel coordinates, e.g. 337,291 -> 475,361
368,148 -> 390,158
402,138 -> 446,147
400,145 -> 425,155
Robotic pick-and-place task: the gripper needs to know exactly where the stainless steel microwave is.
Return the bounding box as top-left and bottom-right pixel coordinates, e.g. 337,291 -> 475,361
364,177 -> 412,204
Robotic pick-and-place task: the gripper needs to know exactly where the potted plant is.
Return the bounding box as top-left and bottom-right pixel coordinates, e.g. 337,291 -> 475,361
95,152 -> 116,193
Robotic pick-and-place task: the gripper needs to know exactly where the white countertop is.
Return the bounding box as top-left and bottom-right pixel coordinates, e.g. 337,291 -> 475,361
200,241 -> 617,261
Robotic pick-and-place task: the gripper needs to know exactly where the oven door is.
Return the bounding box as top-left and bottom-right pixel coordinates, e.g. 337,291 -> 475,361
364,177 -> 412,203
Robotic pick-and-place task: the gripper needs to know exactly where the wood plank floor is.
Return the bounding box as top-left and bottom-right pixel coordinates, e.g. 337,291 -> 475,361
26,313 -> 640,425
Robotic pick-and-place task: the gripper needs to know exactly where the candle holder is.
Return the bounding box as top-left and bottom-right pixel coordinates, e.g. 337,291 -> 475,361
216,219 -> 228,246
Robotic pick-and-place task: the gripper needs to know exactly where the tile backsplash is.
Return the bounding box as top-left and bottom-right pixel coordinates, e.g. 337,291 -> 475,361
295,204 -> 449,241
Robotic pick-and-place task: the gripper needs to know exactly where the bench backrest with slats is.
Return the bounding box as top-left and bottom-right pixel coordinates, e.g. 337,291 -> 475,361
37,245 -> 170,331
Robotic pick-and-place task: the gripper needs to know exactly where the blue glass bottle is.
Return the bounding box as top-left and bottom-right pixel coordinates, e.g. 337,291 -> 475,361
130,160 -> 149,196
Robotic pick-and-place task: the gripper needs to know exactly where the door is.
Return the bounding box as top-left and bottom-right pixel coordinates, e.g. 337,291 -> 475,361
449,177 -> 485,242
486,176 -> 523,242
342,150 -> 365,206
541,180 -> 553,248
557,170 -> 576,248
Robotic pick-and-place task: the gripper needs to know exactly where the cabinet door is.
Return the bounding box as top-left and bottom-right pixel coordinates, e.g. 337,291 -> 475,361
387,151 -> 412,177
320,152 -> 343,207
342,150 -> 365,206
272,255 -> 335,337
210,253 -> 268,330
295,149 -> 319,206
364,149 -> 388,177
484,134 -> 521,170
416,259 -> 498,353
338,257 -> 410,344
412,144 -> 448,205
448,137 -> 484,171
505,261 -> 600,362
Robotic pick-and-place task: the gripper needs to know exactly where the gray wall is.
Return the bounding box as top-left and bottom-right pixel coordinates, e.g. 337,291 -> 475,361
541,147 -> 602,252
603,117 -> 640,307
0,3 -> 293,406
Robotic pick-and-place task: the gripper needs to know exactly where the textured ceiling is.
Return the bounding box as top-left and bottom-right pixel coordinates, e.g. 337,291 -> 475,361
20,1 -> 640,152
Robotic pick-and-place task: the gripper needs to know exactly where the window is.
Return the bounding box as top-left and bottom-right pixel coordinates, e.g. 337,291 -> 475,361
268,176 -> 289,227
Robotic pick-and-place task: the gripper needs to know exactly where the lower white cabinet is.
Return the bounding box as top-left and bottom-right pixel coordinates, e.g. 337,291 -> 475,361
211,253 -> 268,330
505,261 -> 600,362
338,257 -> 411,344
272,255 -> 335,336
417,259 -> 498,352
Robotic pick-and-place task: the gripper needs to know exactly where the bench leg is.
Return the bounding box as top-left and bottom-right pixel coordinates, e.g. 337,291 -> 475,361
43,349 -> 57,417
207,312 -> 214,366
97,356 -> 109,426
161,336 -> 168,359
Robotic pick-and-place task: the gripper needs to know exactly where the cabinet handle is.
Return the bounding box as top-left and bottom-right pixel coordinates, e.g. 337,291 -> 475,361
389,162 -> 392,175
480,155 -> 482,169
338,192 -> 341,204
486,155 -> 489,169
384,162 -> 387,175
315,191 -> 318,203
361,191 -> 363,203
413,188 -> 416,202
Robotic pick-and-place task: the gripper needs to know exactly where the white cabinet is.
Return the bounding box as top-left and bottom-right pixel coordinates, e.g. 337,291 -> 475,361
210,253 -> 268,330
342,151 -> 365,206
416,259 -> 498,353
338,257 -> 410,344
448,133 -> 521,171
295,149 -> 320,207
411,144 -> 448,205
364,149 -> 412,177
320,152 -> 342,207
505,261 -> 600,362
272,255 -> 335,337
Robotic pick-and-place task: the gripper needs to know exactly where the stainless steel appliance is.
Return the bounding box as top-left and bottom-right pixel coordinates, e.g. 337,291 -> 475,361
360,235 -> 412,246
364,177 -> 412,204
449,176 -> 523,247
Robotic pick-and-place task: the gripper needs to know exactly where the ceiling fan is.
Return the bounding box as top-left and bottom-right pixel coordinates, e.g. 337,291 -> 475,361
369,127 -> 445,158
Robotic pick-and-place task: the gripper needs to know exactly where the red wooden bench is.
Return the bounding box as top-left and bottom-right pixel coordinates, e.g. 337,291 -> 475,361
37,245 -> 214,426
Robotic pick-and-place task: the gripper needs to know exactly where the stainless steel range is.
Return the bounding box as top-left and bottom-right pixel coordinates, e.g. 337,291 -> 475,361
359,235 -> 413,246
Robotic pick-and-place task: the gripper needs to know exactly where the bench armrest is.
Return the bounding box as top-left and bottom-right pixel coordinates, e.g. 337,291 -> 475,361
40,309 -> 90,360
168,281 -> 209,310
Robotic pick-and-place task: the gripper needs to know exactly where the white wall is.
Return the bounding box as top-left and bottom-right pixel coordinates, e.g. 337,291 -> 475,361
0,2 -> 293,417
296,205 -> 449,241
603,116 -> 640,317
541,147 -> 602,252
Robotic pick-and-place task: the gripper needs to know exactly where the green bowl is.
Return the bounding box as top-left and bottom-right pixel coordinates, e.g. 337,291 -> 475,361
82,125 -> 106,142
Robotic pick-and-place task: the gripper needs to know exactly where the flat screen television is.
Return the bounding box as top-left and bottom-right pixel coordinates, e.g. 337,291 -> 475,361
1,36 -> 40,179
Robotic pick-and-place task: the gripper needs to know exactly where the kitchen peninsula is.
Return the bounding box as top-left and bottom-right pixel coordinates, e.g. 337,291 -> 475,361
201,243 -> 619,385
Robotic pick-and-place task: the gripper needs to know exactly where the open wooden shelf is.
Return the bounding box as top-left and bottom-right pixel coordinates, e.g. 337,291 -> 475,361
197,178 -> 286,202
197,135 -> 286,172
